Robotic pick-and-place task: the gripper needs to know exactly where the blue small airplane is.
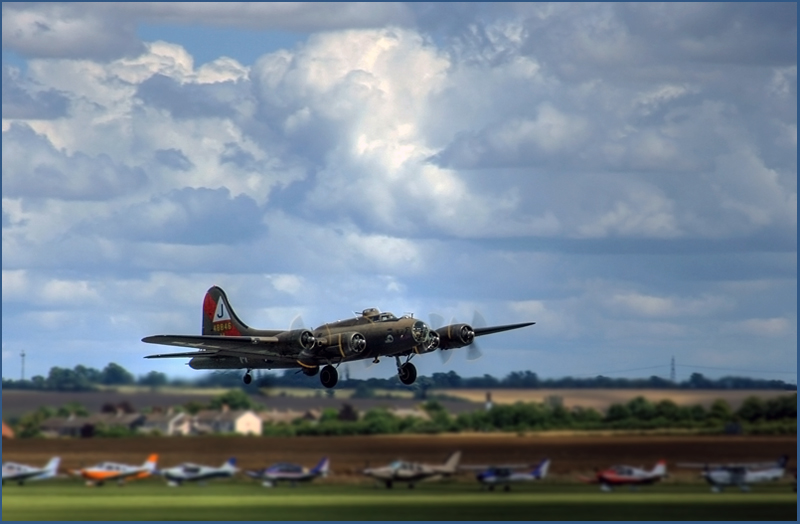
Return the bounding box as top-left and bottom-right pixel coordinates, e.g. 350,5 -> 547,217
462,458 -> 550,491
246,457 -> 329,487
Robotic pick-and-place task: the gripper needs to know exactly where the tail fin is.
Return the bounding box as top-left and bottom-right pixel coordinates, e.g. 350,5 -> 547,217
651,460 -> 667,477
202,286 -> 250,336
37,457 -> 60,479
223,457 -> 238,470
778,455 -> 789,468
143,454 -> 158,472
443,451 -> 462,471
533,459 -> 550,479
312,457 -> 330,476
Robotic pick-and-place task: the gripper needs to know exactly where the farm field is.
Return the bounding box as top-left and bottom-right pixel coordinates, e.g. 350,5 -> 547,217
2,481 -> 796,521
3,388 -> 794,419
438,388 -> 797,411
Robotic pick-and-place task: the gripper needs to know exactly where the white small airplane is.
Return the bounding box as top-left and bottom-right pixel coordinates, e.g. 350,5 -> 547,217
2,457 -> 61,485
72,454 -> 158,486
363,451 -> 461,489
679,455 -> 789,492
246,457 -> 329,487
461,459 -> 551,491
159,458 -> 238,486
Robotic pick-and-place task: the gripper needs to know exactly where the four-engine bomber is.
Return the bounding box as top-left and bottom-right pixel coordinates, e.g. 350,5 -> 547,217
143,286 -> 535,388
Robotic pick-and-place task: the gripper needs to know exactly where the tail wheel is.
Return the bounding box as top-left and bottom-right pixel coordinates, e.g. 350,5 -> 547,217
320,365 -> 338,388
243,373 -> 252,385
398,362 -> 417,385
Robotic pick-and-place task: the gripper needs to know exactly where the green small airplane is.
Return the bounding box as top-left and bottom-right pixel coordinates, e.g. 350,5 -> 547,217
142,286 -> 534,388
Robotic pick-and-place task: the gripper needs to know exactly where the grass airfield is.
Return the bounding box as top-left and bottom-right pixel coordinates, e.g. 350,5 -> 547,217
3,480 -> 796,521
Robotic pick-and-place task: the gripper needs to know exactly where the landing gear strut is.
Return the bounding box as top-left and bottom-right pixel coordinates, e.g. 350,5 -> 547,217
243,370 -> 253,384
397,358 -> 417,385
320,365 -> 338,388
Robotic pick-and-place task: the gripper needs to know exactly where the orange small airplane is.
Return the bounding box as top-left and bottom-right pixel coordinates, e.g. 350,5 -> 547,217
72,454 -> 158,486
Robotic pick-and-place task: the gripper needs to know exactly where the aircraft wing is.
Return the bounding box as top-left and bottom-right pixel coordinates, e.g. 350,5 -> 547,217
678,461 -> 778,469
459,464 -> 529,471
474,322 -> 535,337
142,334 -> 287,359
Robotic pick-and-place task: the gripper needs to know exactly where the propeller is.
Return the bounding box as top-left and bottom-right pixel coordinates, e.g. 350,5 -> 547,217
429,313 -> 455,365
290,314 -> 307,331
466,311 -> 485,362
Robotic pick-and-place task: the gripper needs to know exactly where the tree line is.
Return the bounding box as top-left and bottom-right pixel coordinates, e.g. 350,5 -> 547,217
10,386 -> 796,438
2,363 -> 796,392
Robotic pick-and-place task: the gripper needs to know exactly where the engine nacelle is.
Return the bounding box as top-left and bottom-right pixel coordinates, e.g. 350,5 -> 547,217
418,330 -> 440,354
326,331 -> 367,357
436,323 -> 475,350
277,329 -> 316,350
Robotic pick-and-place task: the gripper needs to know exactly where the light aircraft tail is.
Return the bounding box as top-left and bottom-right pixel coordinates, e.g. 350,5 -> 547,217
532,459 -> 550,479
651,460 -> 667,477
33,457 -> 61,480
777,455 -> 789,469
312,457 -> 330,477
222,457 -> 238,471
143,454 -> 158,473
443,451 -> 462,471
202,286 -> 250,337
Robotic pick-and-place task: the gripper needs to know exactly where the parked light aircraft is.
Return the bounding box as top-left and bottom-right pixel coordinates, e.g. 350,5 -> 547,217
579,460 -> 667,491
159,457 -> 238,486
363,451 -> 461,489
245,457 -> 329,487
72,454 -> 158,486
2,457 -> 60,485
461,458 -> 550,491
678,455 -> 789,492
143,286 -> 535,388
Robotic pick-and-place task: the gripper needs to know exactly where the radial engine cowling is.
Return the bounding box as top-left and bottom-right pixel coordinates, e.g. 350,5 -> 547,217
436,324 -> 475,350
327,331 -> 367,357
419,330 -> 440,354
277,329 -> 316,351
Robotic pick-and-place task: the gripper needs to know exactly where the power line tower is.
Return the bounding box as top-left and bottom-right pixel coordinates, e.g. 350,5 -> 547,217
670,356 -> 676,383
20,350 -> 26,381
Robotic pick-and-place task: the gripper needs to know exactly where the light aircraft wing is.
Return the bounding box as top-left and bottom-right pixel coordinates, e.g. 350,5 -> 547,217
459,464 -> 529,471
679,461 -> 780,469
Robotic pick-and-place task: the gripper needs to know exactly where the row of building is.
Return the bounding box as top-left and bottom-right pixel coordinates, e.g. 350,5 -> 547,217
30,404 -> 433,438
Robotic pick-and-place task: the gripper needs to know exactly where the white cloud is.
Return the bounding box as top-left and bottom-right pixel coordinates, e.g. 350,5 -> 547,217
722,317 -> 794,338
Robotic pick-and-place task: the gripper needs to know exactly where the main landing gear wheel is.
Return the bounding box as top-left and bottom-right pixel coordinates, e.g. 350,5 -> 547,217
398,362 -> 417,385
242,372 -> 252,385
320,365 -> 338,388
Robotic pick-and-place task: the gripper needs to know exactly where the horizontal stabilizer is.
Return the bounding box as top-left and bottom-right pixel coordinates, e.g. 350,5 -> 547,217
145,351 -> 218,359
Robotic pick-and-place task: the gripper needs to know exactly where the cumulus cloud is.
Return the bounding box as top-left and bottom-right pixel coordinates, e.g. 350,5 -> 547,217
1,4 -> 795,381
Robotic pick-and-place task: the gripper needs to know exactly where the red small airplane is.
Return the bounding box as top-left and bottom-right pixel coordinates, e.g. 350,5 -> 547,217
579,460 -> 667,491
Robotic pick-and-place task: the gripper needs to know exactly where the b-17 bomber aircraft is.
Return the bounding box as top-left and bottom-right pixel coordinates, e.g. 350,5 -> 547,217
363,451 -> 462,489
678,455 -> 789,492
245,457 -> 330,487
159,457 -> 238,486
2,457 -> 60,486
143,286 -> 535,388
